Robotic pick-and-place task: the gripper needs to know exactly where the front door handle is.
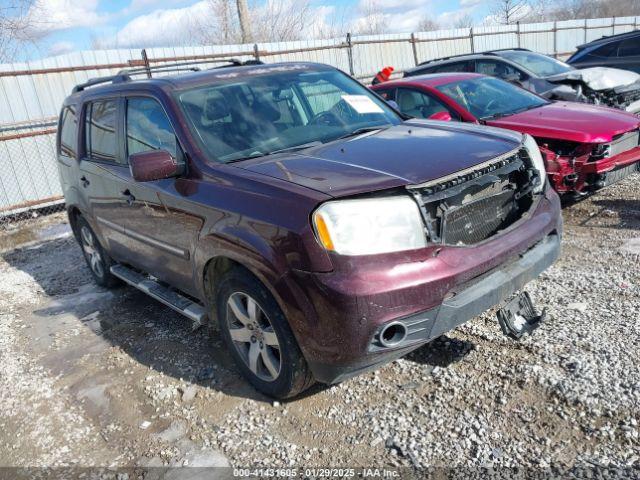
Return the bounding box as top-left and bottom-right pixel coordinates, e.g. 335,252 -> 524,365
80,176 -> 90,187
122,189 -> 136,206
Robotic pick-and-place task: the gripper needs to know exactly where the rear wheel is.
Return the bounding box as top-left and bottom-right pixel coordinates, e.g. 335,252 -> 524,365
216,268 -> 314,399
76,216 -> 119,288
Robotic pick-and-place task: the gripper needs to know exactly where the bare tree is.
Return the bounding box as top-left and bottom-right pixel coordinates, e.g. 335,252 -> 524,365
251,0 -> 313,42
0,0 -> 46,63
490,0 -> 530,25
417,16 -> 440,32
454,13 -> 475,28
195,0 -> 313,45
355,0 -> 388,35
525,0 -> 640,21
236,0 -> 253,43
193,0 -> 242,45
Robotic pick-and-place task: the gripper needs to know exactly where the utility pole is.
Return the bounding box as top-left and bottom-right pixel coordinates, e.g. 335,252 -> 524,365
236,0 -> 253,43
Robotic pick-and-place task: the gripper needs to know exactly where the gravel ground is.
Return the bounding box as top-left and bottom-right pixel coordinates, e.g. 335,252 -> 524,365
0,177 -> 639,476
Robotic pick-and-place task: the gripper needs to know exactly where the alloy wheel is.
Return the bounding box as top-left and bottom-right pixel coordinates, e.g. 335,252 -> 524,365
80,226 -> 104,278
226,292 -> 282,382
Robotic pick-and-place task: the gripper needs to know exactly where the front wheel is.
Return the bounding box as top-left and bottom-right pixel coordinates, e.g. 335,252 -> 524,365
76,216 -> 119,288
216,268 -> 314,399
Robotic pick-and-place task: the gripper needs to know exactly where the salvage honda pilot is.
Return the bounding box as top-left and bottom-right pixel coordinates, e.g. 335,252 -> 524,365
57,61 -> 562,398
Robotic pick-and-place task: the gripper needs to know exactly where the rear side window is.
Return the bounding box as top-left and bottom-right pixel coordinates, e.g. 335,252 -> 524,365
618,39 -> 640,57
85,100 -> 119,163
591,42 -> 618,58
126,97 -> 177,159
59,106 -> 77,158
434,61 -> 473,73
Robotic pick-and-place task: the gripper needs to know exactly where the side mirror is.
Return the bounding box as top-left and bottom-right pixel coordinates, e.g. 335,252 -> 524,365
129,150 -> 182,182
428,111 -> 452,122
387,100 -> 400,110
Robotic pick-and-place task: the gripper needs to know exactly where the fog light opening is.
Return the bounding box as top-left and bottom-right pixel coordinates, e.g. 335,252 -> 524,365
379,322 -> 408,348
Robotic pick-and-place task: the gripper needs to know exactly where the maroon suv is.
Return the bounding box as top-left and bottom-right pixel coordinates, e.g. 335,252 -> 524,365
57,61 -> 562,398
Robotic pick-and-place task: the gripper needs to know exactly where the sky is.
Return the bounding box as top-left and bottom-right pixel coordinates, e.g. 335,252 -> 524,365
16,0 -> 494,60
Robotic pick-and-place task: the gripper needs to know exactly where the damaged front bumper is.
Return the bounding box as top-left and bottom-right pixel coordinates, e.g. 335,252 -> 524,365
545,144 -> 640,194
545,68 -> 640,113
309,231 -> 561,384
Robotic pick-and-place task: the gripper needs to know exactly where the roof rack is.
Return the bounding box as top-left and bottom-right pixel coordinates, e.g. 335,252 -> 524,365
72,52 -> 264,94
72,74 -> 131,93
417,47 -> 531,66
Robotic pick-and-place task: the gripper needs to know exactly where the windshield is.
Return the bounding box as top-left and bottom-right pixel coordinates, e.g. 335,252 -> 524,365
436,76 -> 549,120
177,67 -> 400,163
498,50 -> 574,77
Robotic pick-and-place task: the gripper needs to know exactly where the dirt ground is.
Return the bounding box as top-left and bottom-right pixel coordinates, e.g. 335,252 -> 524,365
0,177 -> 639,477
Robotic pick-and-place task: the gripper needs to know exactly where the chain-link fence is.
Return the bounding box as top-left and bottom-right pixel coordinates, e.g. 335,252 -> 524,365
0,120 -> 64,236
1,15 -> 639,239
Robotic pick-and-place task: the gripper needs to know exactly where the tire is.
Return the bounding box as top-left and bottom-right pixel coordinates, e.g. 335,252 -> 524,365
216,268 -> 314,399
76,216 -> 120,288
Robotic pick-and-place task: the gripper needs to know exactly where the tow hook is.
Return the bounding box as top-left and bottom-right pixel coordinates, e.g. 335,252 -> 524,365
497,291 -> 546,340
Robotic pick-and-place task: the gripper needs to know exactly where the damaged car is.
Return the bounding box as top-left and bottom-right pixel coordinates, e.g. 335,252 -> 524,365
403,48 -> 640,114
57,61 -> 561,398
372,73 -> 640,195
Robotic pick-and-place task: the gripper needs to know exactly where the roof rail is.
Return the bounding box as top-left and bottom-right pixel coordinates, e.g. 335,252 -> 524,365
485,47 -> 532,53
417,47 -> 531,66
118,58 -> 264,77
71,54 -> 264,94
72,74 -> 131,93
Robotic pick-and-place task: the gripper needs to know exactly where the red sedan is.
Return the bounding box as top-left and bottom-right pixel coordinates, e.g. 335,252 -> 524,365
372,73 -> 640,195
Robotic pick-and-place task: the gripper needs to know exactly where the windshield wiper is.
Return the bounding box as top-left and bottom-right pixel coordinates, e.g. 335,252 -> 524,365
266,141 -> 323,156
226,142 -> 322,164
337,126 -> 389,140
483,103 -> 545,120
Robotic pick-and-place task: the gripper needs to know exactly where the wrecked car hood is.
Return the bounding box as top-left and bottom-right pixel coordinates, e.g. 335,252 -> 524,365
546,67 -> 640,91
486,101 -> 640,144
237,121 -> 523,197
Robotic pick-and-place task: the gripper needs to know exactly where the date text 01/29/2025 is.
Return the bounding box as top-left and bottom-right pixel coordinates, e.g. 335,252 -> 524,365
232,468 -> 401,477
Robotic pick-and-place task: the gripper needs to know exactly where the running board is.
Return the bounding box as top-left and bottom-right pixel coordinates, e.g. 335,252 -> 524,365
110,264 -> 207,330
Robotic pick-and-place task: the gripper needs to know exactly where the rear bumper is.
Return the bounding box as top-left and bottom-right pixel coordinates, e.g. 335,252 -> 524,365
281,190 -> 562,384
308,231 -> 561,384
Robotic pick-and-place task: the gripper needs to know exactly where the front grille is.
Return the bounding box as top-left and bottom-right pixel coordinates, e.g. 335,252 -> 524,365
609,130 -> 640,158
442,189 -> 518,245
409,148 -> 537,246
593,162 -> 640,188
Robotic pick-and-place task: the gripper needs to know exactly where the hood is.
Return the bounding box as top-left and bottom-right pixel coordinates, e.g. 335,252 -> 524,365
546,67 -> 640,91
486,101 -> 640,144
238,121 -> 522,197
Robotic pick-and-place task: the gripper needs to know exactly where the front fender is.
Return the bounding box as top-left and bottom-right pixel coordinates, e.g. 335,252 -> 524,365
193,229 -> 320,357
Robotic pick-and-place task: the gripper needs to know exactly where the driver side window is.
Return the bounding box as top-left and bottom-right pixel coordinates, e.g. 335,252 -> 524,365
396,89 -> 455,120
126,97 -> 178,159
476,60 -> 524,81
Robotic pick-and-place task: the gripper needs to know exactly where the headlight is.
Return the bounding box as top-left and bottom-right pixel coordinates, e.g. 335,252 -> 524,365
523,134 -> 546,193
313,196 -> 427,255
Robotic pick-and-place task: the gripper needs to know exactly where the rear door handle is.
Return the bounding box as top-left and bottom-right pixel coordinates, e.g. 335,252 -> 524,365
80,176 -> 90,187
122,189 -> 136,206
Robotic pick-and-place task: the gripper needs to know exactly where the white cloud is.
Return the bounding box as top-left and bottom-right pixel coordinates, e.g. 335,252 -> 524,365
356,0 -> 429,11
25,0 -> 107,35
97,1 -> 210,48
437,8 -> 475,27
48,40 -> 75,56
95,0 -> 483,49
459,0 -> 482,7
99,0 -> 347,48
